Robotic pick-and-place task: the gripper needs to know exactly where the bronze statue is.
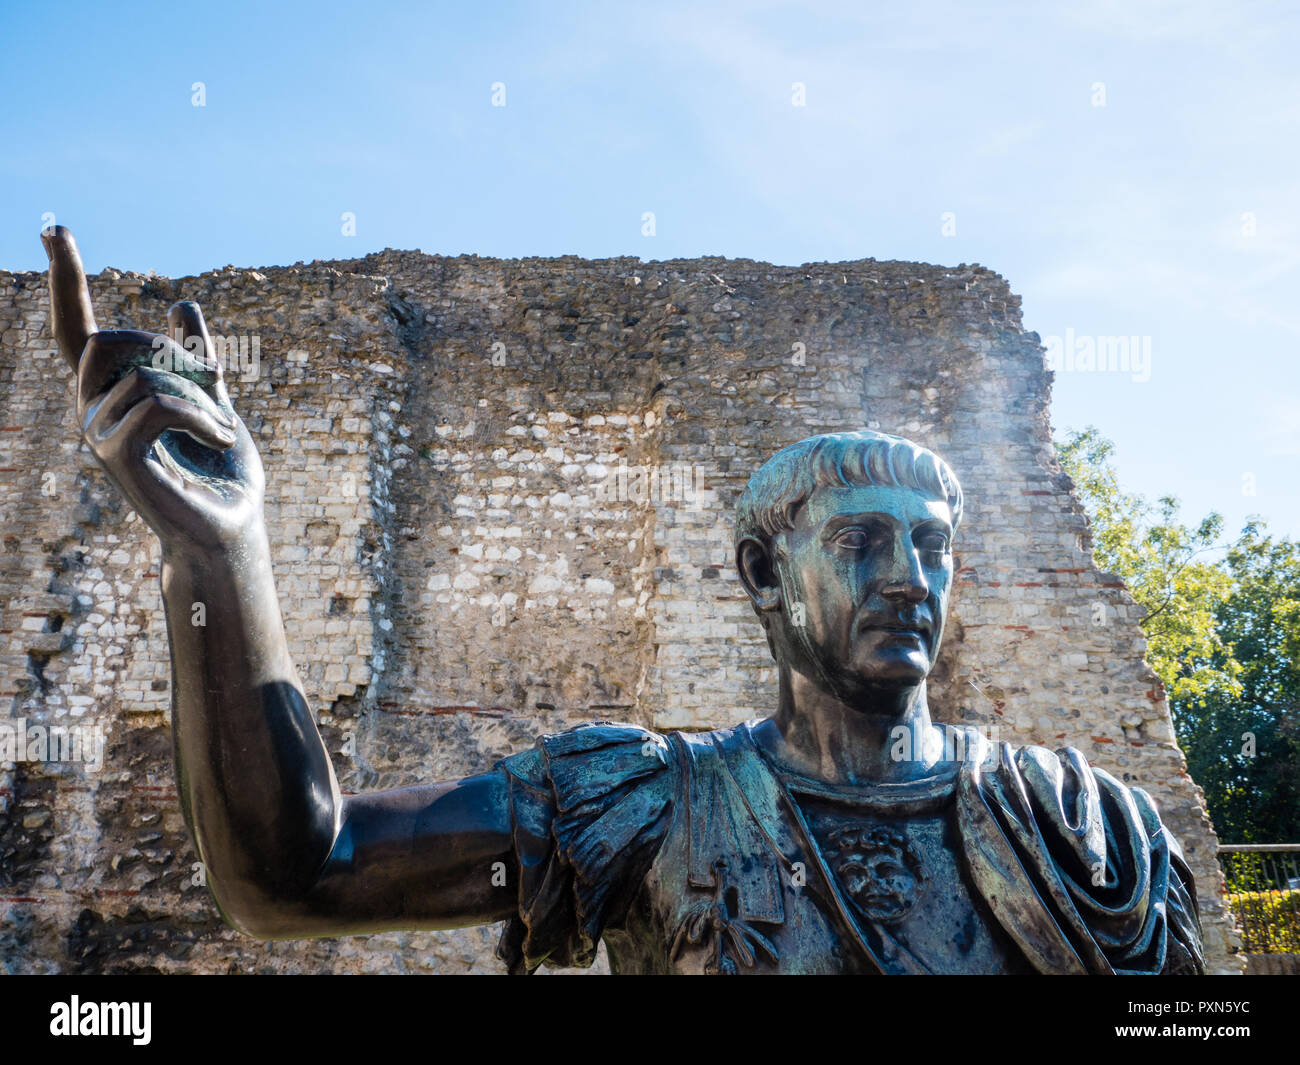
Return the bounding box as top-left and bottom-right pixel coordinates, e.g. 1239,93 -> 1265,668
42,226 -> 1204,975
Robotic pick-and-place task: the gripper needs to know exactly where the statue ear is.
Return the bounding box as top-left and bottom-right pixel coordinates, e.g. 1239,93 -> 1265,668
736,536 -> 782,612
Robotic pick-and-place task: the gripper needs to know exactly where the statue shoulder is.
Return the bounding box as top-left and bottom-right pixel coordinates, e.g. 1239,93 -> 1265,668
496,719 -> 678,805
494,720 -> 680,973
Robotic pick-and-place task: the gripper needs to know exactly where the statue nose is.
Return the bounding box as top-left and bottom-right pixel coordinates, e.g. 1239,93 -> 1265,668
882,579 -> 927,604
880,544 -> 928,603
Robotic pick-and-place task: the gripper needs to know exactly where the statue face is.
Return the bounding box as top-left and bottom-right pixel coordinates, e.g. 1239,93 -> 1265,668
773,484 -> 953,701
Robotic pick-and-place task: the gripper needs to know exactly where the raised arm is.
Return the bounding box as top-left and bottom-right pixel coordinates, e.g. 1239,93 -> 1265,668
44,227 -> 517,939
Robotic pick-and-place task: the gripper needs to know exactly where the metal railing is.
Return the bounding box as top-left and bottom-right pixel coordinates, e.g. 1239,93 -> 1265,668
1217,844 -> 1300,955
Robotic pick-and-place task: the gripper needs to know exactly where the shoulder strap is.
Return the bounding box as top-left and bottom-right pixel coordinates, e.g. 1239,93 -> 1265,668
675,727 -> 787,925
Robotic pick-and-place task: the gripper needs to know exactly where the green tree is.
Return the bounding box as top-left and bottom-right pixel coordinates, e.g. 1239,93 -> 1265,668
1055,427 -> 1300,843
1177,530 -> 1300,842
1055,427 -> 1242,704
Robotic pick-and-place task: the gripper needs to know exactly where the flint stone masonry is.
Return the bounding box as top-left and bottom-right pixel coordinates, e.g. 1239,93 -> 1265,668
0,249 -> 1243,974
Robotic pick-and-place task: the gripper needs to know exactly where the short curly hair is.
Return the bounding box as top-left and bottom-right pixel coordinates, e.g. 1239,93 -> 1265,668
734,430 -> 964,554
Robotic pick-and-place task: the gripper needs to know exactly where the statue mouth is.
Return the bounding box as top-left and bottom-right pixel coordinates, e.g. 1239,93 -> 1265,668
858,616 -> 932,642
876,627 -> 927,645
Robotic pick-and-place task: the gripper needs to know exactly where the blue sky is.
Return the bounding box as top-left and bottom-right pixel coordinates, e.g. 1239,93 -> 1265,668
3,0 -> 1297,539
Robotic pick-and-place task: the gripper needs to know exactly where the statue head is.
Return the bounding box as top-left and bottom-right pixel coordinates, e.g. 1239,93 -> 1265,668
734,430 -> 963,709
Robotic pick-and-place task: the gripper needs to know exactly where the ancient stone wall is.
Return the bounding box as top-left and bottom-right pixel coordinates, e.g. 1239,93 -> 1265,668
0,249 -> 1244,973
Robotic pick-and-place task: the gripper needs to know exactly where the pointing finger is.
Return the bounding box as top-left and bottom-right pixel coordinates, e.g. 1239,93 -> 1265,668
41,225 -> 98,374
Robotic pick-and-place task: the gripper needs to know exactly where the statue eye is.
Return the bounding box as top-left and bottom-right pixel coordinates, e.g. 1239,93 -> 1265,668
833,528 -> 871,551
917,533 -> 950,555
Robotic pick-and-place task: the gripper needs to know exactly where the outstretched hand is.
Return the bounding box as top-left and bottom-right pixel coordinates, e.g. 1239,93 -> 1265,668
43,226 -> 265,549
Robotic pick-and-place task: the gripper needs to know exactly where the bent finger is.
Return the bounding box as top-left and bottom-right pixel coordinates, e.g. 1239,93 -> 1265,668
78,329 -> 220,409
90,366 -> 236,437
112,393 -> 238,455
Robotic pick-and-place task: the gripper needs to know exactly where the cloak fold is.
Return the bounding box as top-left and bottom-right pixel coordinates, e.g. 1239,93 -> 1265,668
956,737 -> 1205,975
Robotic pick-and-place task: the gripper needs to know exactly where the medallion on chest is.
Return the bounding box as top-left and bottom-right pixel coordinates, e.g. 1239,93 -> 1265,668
821,823 -> 927,925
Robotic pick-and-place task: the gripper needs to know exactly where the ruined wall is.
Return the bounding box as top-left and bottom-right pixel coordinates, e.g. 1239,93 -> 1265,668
0,249 -> 1244,973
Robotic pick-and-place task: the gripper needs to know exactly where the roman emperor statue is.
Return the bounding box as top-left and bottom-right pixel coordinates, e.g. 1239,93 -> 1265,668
42,227 -> 1204,975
